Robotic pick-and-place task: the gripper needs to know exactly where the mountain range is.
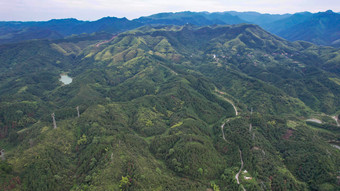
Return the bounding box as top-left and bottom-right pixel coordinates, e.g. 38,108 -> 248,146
0,22 -> 339,190
0,10 -> 339,47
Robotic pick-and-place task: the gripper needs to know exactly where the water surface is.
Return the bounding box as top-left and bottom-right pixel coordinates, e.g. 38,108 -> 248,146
59,74 -> 72,85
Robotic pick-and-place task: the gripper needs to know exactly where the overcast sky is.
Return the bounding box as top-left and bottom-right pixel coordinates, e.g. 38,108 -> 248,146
0,0 -> 339,21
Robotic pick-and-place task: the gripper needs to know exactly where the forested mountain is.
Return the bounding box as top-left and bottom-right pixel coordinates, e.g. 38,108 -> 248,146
138,10 -> 340,47
0,24 -> 339,190
261,12 -> 313,34
0,17 -> 142,44
226,11 -> 291,26
269,10 -> 340,47
1,10 -> 339,47
134,11 -> 246,25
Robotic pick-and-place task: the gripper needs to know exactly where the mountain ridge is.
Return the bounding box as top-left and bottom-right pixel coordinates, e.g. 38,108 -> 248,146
0,10 -> 339,47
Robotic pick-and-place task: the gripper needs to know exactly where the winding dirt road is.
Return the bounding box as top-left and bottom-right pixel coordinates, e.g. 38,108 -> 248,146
215,89 -> 238,116
235,149 -> 244,185
332,116 -> 340,127
221,123 -> 226,140
220,119 -> 245,190
218,89 -> 245,190
331,144 -> 340,150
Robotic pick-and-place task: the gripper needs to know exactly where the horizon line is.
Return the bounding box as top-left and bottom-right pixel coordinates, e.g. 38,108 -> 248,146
0,9 -> 337,22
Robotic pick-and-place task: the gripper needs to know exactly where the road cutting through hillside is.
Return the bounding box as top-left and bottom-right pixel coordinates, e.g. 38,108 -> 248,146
221,120 -> 229,140
218,89 -> 246,190
221,119 -> 245,190
215,89 -> 238,116
235,149 -> 244,185
221,123 -> 226,140
332,116 -> 340,127
306,118 -> 322,124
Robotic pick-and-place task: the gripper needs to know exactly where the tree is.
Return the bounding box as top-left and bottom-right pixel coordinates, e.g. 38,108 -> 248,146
119,175 -> 131,191
197,168 -> 203,176
210,182 -> 220,191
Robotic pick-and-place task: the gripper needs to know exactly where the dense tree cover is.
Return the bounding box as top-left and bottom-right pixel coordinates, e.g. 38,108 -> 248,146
0,25 -> 339,190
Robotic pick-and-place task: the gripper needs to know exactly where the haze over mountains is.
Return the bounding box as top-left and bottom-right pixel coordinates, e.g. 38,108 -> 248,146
0,10 -> 339,47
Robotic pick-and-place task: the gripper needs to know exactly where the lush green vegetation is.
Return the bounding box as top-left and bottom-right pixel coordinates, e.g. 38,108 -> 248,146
0,24 -> 339,191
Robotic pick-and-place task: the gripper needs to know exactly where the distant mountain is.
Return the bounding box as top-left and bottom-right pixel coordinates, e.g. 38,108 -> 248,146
262,12 -> 313,34
227,11 -> 291,25
0,27 -> 63,44
70,17 -> 142,35
135,11 -> 246,25
142,10 -> 340,47
0,17 -> 142,44
202,12 -> 248,24
269,10 -> 340,47
0,10 -> 339,47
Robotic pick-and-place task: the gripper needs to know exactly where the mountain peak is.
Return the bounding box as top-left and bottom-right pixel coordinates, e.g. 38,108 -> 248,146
47,18 -> 80,23
317,10 -> 338,16
325,10 -> 334,14
96,16 -> 120,22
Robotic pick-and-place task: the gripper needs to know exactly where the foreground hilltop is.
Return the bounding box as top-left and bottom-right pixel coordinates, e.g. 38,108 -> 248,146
0,24 -> 339,190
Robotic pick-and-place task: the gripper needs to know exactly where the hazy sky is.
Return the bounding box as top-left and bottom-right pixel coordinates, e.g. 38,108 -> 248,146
0,0 -> 339,21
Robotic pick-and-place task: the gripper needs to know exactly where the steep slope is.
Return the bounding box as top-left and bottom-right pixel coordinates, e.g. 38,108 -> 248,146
0,25 -> 339,191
